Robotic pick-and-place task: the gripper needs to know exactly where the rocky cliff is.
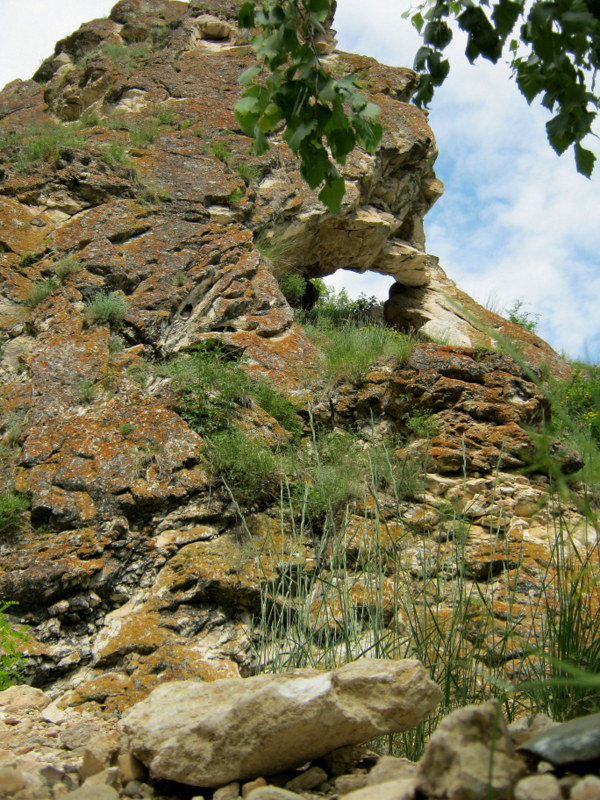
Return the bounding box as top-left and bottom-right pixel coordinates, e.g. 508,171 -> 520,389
0,0 -> 594,732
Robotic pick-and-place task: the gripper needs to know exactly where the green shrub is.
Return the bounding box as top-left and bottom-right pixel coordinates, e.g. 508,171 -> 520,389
227,188 -> 244,208
149,25 -> 173,48
403,409 -> 439,438
507,299 -> 540,332
236,162 -> 260,184
153,105 -> 176,126
277,271 -> 307,307
76,378 -> 96,404
5,124 -> 84,169
24,279 -> 59,308
108,334 -> 126,354
251,380 -> 302,435
54,257 -> 81,282
119,422 -> 134,436
0,493 -> 29,540
162,343 -> 251,434
85,291 -> 128,329
305,323 -> 414,382
0,603 -> 28,690
211,141 -> 232,165
306,285 -> 380,327
205,429 -> 281,504
19,252 -> 40,267
100,142 -> 131,167
99,42 -> 149,65
551,365 -> 600,446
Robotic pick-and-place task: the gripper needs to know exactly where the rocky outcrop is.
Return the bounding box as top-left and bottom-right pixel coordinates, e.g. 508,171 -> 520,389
121,659 -> 441,786
0,0 -> 593,724
1,682 -> 599,800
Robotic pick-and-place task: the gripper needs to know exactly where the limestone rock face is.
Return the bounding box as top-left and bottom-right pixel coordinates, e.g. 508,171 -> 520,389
121,659 -> 442,786
0,0 -> 585,711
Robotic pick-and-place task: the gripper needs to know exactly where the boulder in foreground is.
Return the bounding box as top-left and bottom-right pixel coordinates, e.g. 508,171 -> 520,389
121,658 -> 441,787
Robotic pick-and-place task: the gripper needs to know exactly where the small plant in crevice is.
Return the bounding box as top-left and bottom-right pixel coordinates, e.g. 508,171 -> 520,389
227,187 -> 244,208
277,271 -> 307,307
0,603 -> 29,690
2,123 -> 84,170
85,291 -> 128,329
100,142 -> 131,168
0,492 -> 29,541
76,378 -> 96,404
211,140 -> 232,165
205,428 -> 282,506
119,422 -> 134,436
507,299 -> 541,332
304,322 -> 414,383
236,162 -> 261,185
108,334 -> 126,354
54,257 -> 81,283
403,408 -> 439,439
251,380 -> 303,437
19,252 -> 41,267
161,343 -> 251,435
24,279 -> 59,309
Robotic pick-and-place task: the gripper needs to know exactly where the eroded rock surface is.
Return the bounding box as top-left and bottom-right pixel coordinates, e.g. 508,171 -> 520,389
121,659 -> 442,786
0,0 -> 593,722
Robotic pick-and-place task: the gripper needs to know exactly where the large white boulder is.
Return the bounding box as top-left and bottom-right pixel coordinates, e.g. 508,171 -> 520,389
121,658 -> 441,787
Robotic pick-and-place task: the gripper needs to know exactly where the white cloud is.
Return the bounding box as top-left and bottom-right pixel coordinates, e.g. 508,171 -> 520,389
334,1 -> 600,360
0,0 -> 114,89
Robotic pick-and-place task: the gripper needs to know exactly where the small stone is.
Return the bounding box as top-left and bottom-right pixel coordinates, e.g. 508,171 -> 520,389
0,766 -> 26,793
571,776 -> 600,800
514,774 -> 561,800
416,701 -> 526,800
84,767 -> 120,788
508,714 -> 556,747
322,745 -> 368,776
243,778 -> 267,797
139,783 -> 155,797
367,757 -> 416,786
340,778 -> 417,800
518,712 -> 600,767
285,766 -> 328,792
62,784 -> 119,800
334,774 -> 369,794
123,780 -> 143,797
214,782 -> 240,800
246,790 -> 303,800
117,752 -> 146,783
0,685 -> 50,711
42,702 -> 68,724
79,734 -> 119,781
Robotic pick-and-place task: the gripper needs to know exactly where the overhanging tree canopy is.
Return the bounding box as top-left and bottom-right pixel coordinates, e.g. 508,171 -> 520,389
234,0 -> 599,210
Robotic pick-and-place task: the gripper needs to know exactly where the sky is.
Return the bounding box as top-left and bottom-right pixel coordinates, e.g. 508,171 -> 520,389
0,0 -> 598,360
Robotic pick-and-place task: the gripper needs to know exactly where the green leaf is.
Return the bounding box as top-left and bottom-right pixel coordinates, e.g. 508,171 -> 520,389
327,126 -> 356,164
360,102 -> 381,120
299,143 -> 329,189
238,1 -> 255,29
574,143 -> 596,177
238,65 -> 261,86
234,95 -> 262,136
319,176 -> 345,212
352,117 -> 382,153
284,118 -> 318,152
253,130 -> 269,156
258,102 -> 283,133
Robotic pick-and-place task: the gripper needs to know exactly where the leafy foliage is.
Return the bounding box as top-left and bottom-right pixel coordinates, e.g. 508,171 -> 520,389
235,0 -> 383,211
405,0 -> 598,177
239,0 -> 598,206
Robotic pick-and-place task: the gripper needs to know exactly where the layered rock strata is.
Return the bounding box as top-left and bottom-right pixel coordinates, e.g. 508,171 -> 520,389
0,0 -> 594,715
